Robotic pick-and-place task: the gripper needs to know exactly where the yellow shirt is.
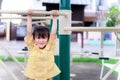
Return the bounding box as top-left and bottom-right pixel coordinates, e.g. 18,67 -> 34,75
24,36 -> 61,80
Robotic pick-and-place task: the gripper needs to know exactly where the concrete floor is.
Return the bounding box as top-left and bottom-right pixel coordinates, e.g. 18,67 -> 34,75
0,62 -> 118,80
71,62 -> 117,80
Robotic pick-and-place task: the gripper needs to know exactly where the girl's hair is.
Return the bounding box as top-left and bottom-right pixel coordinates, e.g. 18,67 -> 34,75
32,26 -> 50,40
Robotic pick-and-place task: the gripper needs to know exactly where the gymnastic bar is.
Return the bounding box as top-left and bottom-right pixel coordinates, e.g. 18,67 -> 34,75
0,16 -> 54,20
0,10 -> 66,16
64,27 -> 120,32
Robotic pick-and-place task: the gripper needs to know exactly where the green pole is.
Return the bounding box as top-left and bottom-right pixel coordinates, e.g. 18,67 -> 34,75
60,0 -> 71,10
53,56 -> 60,80
59,0 -> 71,80
59,36 -> 70,80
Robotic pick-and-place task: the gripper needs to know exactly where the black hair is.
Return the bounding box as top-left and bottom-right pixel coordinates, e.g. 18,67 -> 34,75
32,26 -> 50,40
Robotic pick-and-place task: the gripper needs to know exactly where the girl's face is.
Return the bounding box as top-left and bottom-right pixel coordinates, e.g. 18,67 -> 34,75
34,37 -> 48,49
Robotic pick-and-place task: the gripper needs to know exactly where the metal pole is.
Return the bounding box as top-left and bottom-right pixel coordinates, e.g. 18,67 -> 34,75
6,21 -> 10,41
0,43 -> 24,70
0,16 -> 55,20
64,27 -> 120,32
0,10 -> 67,16
0,60 -> 19,80
59,0 -> 71,80
102,59 -> 120,80
60,0 -> 71,10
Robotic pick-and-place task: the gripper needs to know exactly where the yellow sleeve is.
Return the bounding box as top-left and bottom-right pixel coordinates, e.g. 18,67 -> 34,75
24,36 -> 34,51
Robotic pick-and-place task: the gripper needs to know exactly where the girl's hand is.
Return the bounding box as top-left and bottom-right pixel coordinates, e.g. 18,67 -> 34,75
27,9 -> 34,15
50,10 -> 58,19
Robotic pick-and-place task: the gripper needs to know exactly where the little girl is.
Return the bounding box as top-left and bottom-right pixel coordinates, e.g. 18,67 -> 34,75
24,10 -> 61,80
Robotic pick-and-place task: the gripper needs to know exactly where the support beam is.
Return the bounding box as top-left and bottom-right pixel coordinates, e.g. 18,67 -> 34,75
102,59 -> 120,80
6,21 -> 10,41
0,43 -> 24,70
0,60 -> 19,80
0,10 -> 67,16
64,27 -> 120,32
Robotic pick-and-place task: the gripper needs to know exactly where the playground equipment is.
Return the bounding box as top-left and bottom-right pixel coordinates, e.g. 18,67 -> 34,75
0,11 -> 119,80
0,10 -> 67,16
0,43 -> 24,70
64,27 -> 120,32
0,6 -> 68,80
100,57 -> 120,80
99,32 -> 120,80
0,11 -> 120,80
0,60 -> 19,80
0,16 -> 56,20
0,0 -> 120,80
63,27 -> 120,80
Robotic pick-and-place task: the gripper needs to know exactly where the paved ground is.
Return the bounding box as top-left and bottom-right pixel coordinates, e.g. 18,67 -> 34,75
0,62 -> 118,80
0,62 -> 27,80
71,62 -> 117,80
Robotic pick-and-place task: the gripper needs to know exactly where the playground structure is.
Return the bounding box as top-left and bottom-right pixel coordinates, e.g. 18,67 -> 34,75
0,2 -> 70,80
0,0 -> 120,80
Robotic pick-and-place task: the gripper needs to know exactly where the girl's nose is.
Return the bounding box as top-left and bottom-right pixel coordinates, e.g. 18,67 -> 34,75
38,39 -> 42,41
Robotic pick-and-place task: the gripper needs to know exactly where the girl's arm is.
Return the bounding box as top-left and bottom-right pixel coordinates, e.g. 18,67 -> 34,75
26,10 -> 33,37
50,10 -> 58,40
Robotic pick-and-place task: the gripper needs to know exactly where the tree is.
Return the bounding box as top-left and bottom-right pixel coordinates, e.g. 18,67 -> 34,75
106,5 -> 120,27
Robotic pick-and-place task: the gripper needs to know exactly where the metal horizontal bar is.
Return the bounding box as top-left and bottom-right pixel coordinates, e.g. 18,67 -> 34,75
64,27 -> 120,32
72,21 -> 83,24
18,51 -> 28,54
32,20 -> 47,24
0,10 -> 66,16
0,16 -> 53,20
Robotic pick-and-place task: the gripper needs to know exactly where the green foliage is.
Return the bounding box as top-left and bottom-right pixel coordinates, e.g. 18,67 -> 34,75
104,59 -> 118,64
106,6 -> 120,27
72,57 -> 118,64
0,56 -> 6,61
0,56 -> 25,62
72,57 -> 100,63
6,56 -> 24,62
